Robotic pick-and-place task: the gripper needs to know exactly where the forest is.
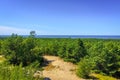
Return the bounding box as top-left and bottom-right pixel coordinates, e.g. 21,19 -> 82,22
0,33 -> 120,80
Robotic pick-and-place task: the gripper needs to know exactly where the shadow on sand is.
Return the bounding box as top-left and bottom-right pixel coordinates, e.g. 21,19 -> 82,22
42,58 -> 55,67
44,77 -> 51,80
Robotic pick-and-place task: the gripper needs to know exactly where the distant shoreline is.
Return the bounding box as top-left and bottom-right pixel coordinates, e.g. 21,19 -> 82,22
0,35 -> 120,39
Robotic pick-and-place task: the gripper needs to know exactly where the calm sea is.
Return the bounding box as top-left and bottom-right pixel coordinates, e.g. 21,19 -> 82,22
1,35 -> 120,39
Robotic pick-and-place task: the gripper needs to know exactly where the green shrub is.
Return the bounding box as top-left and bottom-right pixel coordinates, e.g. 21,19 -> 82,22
77,56 -> 95,78
0,62 -> 43,80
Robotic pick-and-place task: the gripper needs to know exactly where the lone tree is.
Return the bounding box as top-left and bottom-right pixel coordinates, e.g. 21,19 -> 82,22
30,31 -> 36,37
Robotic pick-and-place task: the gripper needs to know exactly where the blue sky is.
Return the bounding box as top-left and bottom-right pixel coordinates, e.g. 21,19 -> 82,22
0,0 -> 120,35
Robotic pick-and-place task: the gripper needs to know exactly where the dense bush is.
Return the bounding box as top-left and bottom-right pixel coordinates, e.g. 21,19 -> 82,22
63,39 -> 87,63
77,56 -> 94,78
77,40 -> 120,78
1,34 -> 43,66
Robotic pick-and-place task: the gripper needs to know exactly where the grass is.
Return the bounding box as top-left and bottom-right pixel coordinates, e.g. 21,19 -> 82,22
0,63 -> 43,80
0,58 -> 44,80
90,73 -> 116,80
0,55 -> 5,63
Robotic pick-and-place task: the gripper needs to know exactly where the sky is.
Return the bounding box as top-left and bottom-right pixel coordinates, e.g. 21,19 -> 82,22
0,0 -> 120,35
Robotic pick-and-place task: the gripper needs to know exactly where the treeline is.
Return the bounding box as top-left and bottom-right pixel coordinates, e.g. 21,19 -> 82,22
0,34 -> 120,79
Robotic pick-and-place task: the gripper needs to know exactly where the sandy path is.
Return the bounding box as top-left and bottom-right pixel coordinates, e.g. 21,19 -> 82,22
43,56 -> 81,80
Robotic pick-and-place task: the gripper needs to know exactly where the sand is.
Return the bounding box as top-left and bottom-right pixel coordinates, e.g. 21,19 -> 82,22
43,56 -> 81,80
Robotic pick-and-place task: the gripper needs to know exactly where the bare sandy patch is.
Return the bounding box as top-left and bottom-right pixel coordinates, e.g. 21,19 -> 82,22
43,55 -> 82,80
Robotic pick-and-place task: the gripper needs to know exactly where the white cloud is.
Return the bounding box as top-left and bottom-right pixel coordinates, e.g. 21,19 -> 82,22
0,26 -> 45,35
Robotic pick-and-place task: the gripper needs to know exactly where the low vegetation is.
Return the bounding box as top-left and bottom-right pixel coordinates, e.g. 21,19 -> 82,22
0,55 -> 5,63
0,33 -> 120,79
0,61 -> 43,80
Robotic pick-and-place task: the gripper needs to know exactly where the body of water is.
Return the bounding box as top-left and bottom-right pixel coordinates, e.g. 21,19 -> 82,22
36,35 -> 120,39
1,35 -> 120,39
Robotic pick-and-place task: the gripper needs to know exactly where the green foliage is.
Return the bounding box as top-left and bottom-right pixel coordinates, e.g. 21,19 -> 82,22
1,34 -> 43,66
77,56 -> 97,78
58,39 -> 87,63
1,34 -> 120,79
91,73 -> 116,80
0,62 -> 43,80
57,42 -> 66,58
77,39 -> 120,78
